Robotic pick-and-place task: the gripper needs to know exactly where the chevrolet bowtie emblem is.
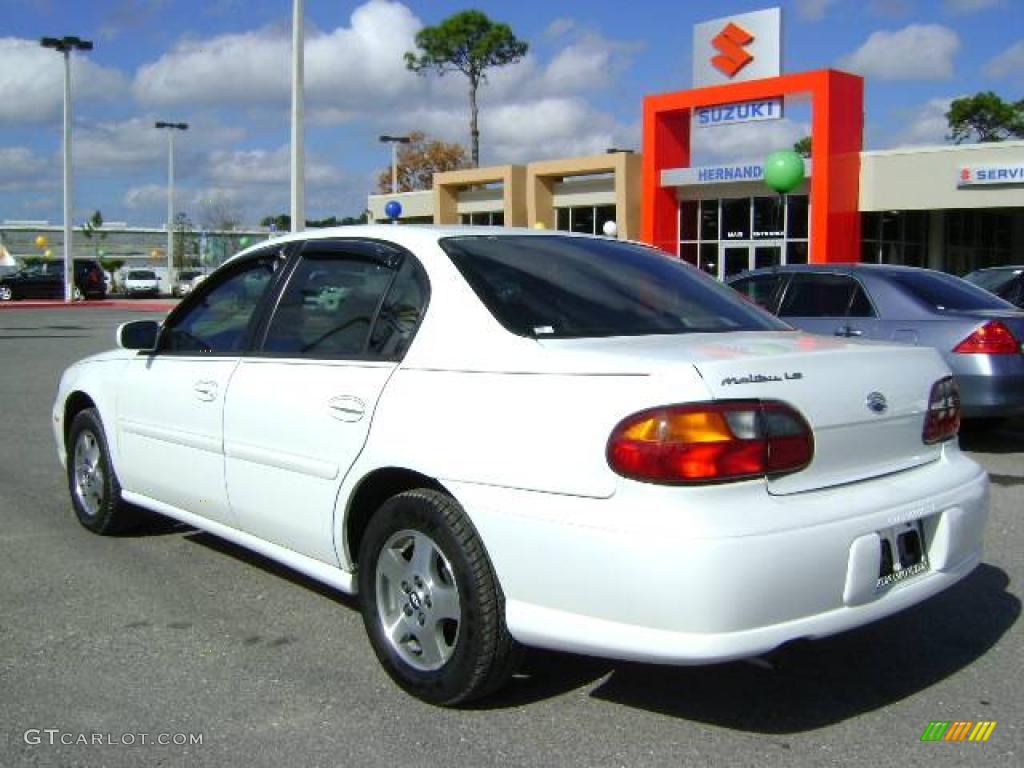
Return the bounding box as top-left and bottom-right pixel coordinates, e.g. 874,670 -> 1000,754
711,22 -> 755,78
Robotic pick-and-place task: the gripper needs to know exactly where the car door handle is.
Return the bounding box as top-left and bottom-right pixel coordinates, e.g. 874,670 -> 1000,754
834,326 -> 863,338
328,396 -> 365,423
193,380 -> 218,401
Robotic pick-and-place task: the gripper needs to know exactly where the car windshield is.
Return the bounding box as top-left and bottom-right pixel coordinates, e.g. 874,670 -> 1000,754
129,270 -> 157,280
964,268 -> 1021,293
441,235 -> 789,338
886,269 -> 1015,311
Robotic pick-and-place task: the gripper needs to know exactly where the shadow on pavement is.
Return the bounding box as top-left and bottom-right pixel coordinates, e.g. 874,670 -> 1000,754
582,564 -> 1016,732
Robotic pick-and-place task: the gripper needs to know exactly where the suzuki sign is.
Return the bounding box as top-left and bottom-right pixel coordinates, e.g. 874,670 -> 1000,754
693,8 -> 782,87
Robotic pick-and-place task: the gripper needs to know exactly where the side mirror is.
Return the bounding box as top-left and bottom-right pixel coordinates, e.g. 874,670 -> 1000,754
117,320 -> 160,351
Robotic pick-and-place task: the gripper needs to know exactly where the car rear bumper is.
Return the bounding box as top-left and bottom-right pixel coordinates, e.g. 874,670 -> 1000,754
451,452 -> 988,664
956,372 -> 1024,418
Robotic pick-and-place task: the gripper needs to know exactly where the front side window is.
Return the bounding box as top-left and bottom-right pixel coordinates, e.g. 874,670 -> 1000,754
262,252 -> 398,357
442,235 -> 788,338
162,257 -> 277,353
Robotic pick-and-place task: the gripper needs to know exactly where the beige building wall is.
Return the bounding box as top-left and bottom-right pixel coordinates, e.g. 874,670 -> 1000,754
527,153 -> 641,238
433,165 -> 527,226
367,190 -> 434,222
860,140 -> 1024,211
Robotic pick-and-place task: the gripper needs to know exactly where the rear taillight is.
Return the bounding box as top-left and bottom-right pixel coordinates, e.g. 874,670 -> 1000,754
607,401 -> 814,485
922,376 -> 960,444
953,320 -> 1020,355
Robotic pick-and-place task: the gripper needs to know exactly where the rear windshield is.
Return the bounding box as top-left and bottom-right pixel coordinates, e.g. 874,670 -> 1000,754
129,270 -> 157,280
441,235 -> 789,338
886,270 -> 1015,311
965,269 -> 1021,293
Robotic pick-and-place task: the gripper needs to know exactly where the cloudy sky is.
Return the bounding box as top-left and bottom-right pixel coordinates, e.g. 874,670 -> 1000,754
1,0 -> 1022,227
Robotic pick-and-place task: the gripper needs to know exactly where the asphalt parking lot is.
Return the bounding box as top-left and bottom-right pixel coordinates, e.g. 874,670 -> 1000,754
1,307 -> 1021,767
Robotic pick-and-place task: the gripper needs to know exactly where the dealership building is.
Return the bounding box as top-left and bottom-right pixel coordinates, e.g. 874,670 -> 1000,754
369,7 -> 1024,279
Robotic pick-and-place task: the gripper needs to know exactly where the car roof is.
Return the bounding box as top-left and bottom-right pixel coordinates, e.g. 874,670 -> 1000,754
727,262 -> 946,280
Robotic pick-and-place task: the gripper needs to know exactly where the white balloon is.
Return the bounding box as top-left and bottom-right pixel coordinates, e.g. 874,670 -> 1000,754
602,220 -> 618,237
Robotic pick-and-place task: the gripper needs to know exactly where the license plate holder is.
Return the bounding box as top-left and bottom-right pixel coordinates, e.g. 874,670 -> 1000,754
876,520 -> 929,590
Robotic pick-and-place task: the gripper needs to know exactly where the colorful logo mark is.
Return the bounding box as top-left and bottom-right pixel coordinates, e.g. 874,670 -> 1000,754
920,721 -> 997,742
711,22 -> 754,78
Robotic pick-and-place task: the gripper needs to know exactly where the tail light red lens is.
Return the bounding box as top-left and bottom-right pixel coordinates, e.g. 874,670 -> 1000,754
607,401 -> 814,485
953,320 -> 1020,355
922,376 -> 960,444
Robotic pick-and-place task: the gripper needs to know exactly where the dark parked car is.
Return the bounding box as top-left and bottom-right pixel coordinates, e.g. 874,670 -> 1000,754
727,264 -> 1024,419
963,266 -> 1024,308
0,259 -> 107,301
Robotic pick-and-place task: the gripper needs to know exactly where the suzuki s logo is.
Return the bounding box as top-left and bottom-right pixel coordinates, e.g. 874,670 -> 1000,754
711,22 -> 754,78
866,392 -> 888,415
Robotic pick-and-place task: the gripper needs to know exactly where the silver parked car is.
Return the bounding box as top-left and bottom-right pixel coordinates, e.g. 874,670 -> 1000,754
728,264 -> 1024,419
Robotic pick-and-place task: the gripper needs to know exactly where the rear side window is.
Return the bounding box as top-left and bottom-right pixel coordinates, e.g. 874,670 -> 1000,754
441,235 -> 788,338
887,270 -> 1014,311
779,273 -> 875,318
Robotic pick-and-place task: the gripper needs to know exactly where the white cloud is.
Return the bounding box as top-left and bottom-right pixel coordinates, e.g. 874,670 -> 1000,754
0,146 -> 54,191
891,97 -> 956,146
837,24 -> 960,80
943,0 -> 1004,13
544,18 -> 576,39
796,0 -> 839,21
984,40 -> 1024,80
132,0 -> 422,110
691,120 -> 810,164
0,37 -> 128,124
123,184 -> 169,210
207,145 -> 344,187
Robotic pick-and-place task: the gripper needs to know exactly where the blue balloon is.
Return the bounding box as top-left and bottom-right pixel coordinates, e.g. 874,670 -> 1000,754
384,200 -> 402,219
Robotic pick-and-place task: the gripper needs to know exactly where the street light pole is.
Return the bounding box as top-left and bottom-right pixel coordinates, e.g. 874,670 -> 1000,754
155,121 -> 188,294
40,35 -> 93,303
378,135 -> 411,194
291,0 -> 305,233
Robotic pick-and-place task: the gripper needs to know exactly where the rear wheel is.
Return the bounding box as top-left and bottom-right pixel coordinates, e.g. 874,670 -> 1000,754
358,489 -> 520,705
0,285 -> 11,301
67,408 -> 133,534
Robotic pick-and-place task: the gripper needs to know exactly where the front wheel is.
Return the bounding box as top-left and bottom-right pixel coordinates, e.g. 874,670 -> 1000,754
67,408 -> 134,534
358,489 -> 520,705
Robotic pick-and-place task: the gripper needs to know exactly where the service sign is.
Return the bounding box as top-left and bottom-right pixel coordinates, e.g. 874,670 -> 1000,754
958,164 -> 1024,187
693,7 -> 782,87
695,98 -> 784,127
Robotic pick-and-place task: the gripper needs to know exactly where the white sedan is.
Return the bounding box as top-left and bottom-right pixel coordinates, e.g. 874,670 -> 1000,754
52,226 -> 988,705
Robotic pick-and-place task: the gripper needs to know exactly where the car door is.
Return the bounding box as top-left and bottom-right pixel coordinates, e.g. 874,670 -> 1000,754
115,251 -> 283,527
223,239 -> 429,563
777,272 -> 881,339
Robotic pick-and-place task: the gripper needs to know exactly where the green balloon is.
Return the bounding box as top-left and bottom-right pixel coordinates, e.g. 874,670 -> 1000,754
763,149 -> 805,194
239,236 -> 250,247
98,248 -> 106,257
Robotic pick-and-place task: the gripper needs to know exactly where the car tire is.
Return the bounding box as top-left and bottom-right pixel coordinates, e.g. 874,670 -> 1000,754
0,285 -> 11,301
358,489 -> 521,705
67,408 -> 133,534
72,286 -> 83,301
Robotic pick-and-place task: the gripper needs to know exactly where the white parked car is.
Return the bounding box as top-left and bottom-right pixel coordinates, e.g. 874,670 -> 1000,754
123,268 -> 161,297
52,226 -> 988,705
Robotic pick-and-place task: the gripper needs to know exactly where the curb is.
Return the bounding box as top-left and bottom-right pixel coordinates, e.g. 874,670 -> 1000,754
0,299 -> 177,312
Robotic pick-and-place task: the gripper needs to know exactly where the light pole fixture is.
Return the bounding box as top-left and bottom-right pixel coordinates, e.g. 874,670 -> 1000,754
605,148 -> 635,154
40,35 -> 93,303
155,121 -> 188,294
379,135 -> 411,195
291,0 -> 305,233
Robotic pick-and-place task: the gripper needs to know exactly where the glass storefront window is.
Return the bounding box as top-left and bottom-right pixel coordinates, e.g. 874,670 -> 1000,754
786,195 -> 808,239
680,243 -> 697,266
571,206 -> 595,235
596,205 -> 616,234
786,242 -> 809,265
680,201 -> 698,241
699,243 -> 717,276
700,200 -> 718,240
721,198 -> 750,240
753,196 -> 785,239
556,207 -> 570,231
